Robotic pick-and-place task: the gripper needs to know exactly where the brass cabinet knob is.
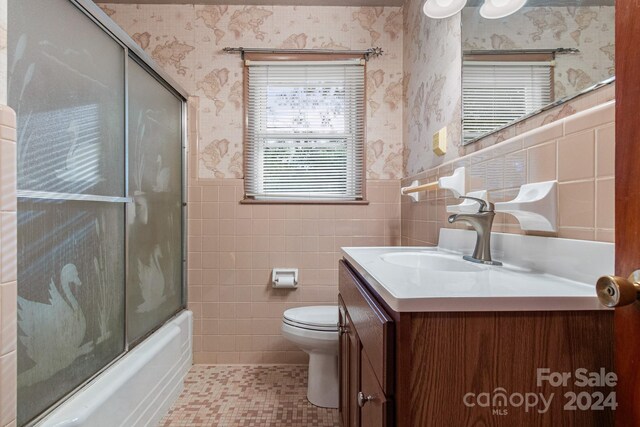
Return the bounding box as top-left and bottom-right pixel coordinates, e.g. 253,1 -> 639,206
357,391 -> 373,407
339,326 -> 349,336
596,271 -> 640,307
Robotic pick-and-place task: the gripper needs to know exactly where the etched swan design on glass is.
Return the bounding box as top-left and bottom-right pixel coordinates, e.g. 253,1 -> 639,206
153,154 -> 170,193
55,120 -> 101,187
136,245 -> 167,313
17,264 -> 93,387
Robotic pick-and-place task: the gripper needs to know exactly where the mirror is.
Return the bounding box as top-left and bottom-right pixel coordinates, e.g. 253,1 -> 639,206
461,0 -> 615,144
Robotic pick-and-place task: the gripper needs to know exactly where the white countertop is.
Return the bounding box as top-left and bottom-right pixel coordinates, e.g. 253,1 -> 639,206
341,229 -> 614,313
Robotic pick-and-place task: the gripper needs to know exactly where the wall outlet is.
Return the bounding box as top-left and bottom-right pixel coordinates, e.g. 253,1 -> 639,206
433,127 -> 447,156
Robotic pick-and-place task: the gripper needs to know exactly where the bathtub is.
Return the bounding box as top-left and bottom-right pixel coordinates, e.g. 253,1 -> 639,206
40,310 -> 193,427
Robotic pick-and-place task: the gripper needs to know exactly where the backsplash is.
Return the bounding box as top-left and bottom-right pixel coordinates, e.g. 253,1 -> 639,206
402,99 -> 615,246
401,13 -> 614,246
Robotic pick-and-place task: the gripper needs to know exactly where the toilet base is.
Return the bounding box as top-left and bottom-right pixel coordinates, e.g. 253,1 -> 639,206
306,352 -> 339,408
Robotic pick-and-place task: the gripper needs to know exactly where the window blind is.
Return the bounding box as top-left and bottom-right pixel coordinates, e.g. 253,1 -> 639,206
245,59 -> 365,201
463,61 -> 553,143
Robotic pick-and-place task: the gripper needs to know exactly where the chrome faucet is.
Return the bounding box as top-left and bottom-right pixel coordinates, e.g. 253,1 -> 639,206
447,196 -> 502,266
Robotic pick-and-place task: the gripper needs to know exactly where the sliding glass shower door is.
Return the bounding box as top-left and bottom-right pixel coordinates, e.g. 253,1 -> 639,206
127,57 -> 184,343
9,1 -> 186,425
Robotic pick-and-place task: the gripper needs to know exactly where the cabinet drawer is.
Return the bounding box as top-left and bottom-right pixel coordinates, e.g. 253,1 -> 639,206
360,351 -> 389,427
339,260 -> 394,394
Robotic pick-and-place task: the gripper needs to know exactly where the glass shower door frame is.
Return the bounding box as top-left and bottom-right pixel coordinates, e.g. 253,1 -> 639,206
70,0 -> 190,346
14,1 -> 189,425
125,52 -> 189,347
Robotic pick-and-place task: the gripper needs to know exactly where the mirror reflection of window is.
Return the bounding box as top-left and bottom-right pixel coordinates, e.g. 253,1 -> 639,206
463,52 -> 554,143
461,1 -> 615,144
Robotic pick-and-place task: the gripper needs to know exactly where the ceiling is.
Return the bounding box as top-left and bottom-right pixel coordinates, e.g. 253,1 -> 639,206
99,0 -> 404,5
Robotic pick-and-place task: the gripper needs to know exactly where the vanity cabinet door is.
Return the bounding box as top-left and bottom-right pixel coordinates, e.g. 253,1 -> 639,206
339,297 -> 351,427
360,351 -> 388,427
339,261 -> 394,395
347,310 -> 361,427
339,296 -> 364,427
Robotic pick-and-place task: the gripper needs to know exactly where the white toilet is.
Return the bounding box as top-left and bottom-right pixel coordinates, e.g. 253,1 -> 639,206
281,305 -> 339,409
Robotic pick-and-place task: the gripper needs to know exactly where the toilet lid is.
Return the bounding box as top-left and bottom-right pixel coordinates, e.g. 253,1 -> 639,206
283,306 -> 339,332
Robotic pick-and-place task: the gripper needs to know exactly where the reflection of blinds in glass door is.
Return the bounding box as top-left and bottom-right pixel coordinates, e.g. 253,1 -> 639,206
463,61 -> 553,143
8,0 -> 186,425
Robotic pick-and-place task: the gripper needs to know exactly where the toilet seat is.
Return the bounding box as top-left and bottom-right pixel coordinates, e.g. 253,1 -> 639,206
281,322 -> 338,344
283,306 -> 338,332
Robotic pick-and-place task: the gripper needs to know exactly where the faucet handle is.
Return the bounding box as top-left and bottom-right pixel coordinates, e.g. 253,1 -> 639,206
457,195 -> 494,212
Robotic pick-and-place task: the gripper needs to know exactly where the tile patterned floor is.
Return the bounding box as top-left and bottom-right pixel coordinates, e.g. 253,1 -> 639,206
159,365 -> 340,427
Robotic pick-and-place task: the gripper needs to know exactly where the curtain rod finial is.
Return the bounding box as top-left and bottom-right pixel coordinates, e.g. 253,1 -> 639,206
367,47 -> 384,60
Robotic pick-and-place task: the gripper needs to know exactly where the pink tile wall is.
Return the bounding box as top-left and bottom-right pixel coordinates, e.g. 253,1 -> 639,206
187,180 -> 401,364
185,98 -> 401,364
0,106 -> 16,427
401,100 -> 615,246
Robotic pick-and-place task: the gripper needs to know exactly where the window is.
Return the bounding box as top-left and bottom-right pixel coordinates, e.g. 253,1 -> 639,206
244,57 -> 365,202
463,56 -> 553,143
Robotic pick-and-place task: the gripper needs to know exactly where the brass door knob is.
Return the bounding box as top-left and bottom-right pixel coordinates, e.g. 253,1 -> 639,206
596,270 -> 640,307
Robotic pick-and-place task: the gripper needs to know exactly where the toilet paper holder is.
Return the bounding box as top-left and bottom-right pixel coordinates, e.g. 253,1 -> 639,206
272,268 -> 299,288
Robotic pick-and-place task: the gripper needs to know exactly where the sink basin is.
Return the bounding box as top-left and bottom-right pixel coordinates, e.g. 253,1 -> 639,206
379,252 -> 483,272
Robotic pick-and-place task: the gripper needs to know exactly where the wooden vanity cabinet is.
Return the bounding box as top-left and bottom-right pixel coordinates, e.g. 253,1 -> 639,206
338,260 -> 393,427
338,259 -> 614,427
339,301 -> 360,427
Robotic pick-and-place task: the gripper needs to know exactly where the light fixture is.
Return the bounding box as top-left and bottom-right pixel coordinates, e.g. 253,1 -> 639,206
479,0 -> 527,19
423,0 -> 467,19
